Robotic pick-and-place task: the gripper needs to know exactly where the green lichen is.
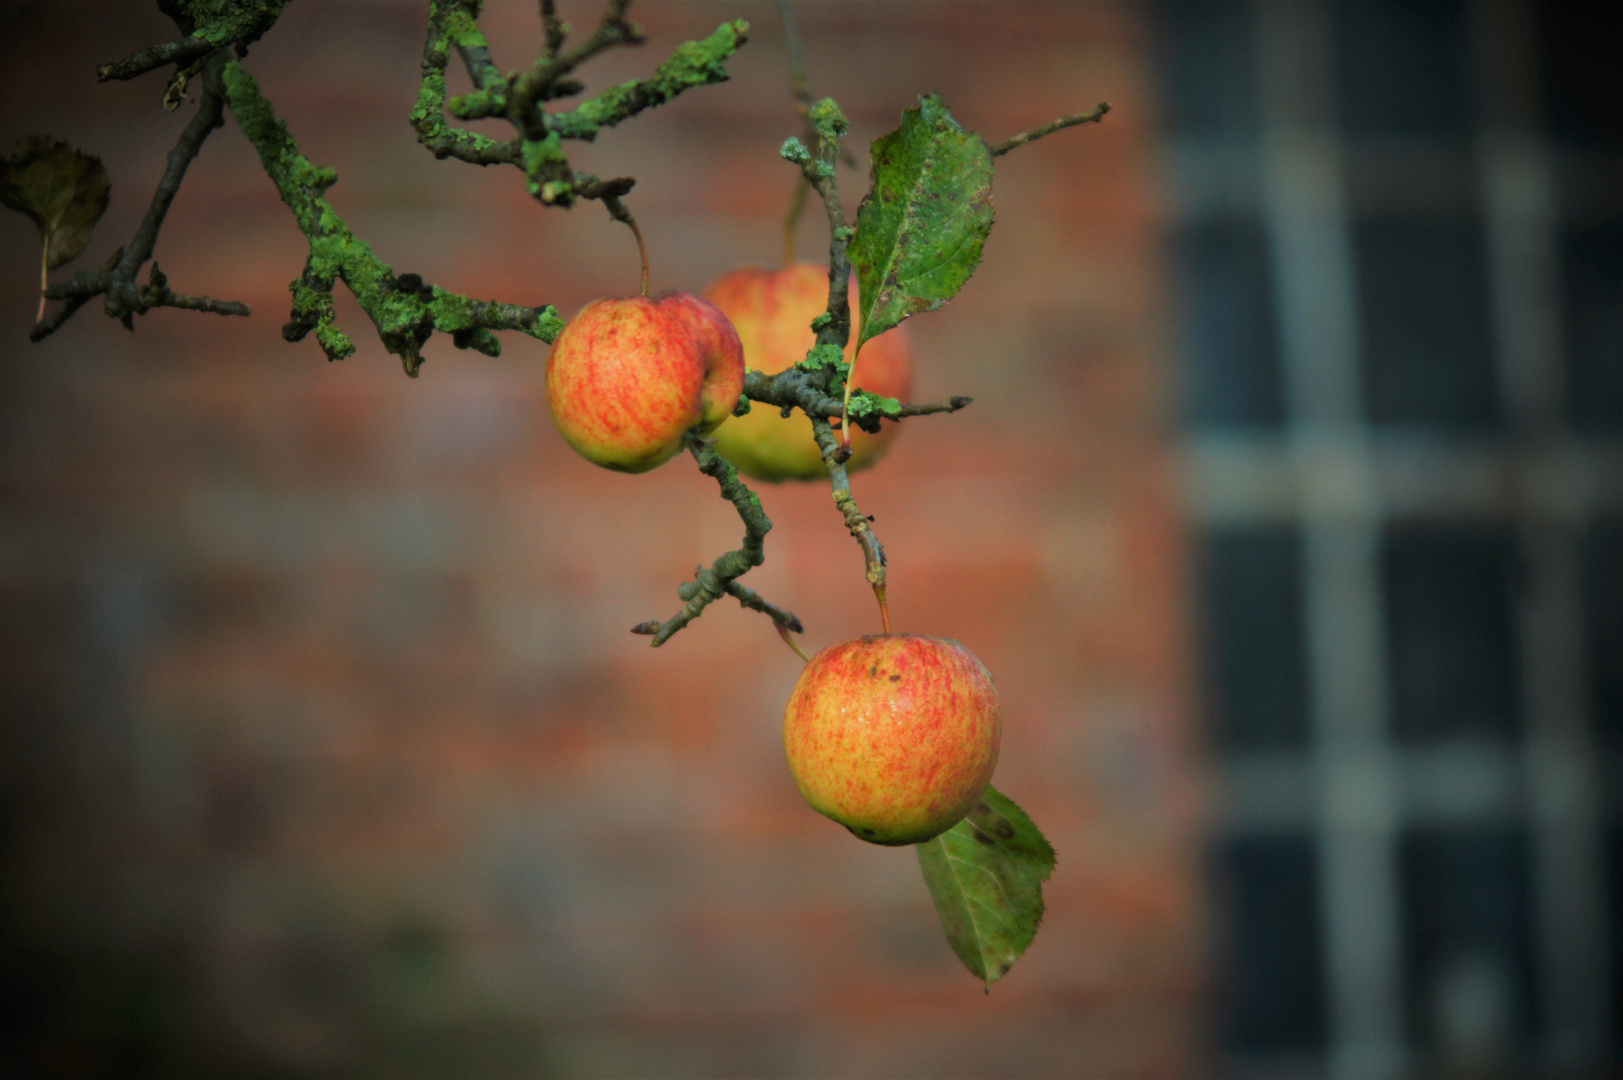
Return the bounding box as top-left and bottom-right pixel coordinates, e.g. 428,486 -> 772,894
799,342 -> 848,374
847,390 -> 903,420
808,98 -> 850,142
522,132 -> 573,202
186,0 -> 289,48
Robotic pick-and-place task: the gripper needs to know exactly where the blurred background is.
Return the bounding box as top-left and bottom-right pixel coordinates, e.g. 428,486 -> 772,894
0,0 -> 1615,1077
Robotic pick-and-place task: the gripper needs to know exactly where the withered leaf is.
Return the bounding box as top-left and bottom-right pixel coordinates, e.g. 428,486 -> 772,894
1,135 -> 111,270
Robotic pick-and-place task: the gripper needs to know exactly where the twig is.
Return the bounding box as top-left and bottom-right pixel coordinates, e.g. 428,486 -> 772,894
989,102 -> 1111,157
813,417 -> 890,633
97,37 -> 215,83
509,0 -> 643,139
540,0 -> 568,60
633,432 -> 801,646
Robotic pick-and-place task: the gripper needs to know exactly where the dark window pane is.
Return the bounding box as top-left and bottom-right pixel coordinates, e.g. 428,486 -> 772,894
1212,835 -> 1327,1055
1175,217 -> 1283,428
1537,1 -> 1623,147
1200,528 -> 1309,749
1400,828 -> 1539,1066
1561,222 -> 1623,432
1383,528 -> 1521,742
1157,0 -> 1259,138
1333,0 -> 1475,139
1355,219 -> 1499,430
1586,520 -> 1623,740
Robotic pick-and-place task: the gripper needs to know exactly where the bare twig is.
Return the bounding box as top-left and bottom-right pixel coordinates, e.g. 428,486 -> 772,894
97,37 -> 215,83
989,102 -> 1111,157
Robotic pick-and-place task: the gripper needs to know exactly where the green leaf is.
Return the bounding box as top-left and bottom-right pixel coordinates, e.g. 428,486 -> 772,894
916,785 -> 1055,989
848,94 -> 993,349
0,136 -> 111,270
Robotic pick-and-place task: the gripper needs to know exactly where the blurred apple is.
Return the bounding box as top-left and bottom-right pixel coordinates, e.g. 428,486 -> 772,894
546,292 -> 744,473
783,634 -> 1000,845
704,263 -> 912,481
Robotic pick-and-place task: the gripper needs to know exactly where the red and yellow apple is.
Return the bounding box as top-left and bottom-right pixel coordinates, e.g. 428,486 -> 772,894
704,263 -> 912,481
546,291 -> 745,473
783,634 -> 1000,845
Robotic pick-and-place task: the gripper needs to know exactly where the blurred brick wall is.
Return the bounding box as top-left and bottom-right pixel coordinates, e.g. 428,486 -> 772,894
0,1 -> 1197,1076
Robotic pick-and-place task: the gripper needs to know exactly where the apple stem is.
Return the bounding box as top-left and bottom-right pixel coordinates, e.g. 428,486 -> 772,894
629,215 -> 650,297
776,621 -> 813,664
603,193 -> 650,296
874,583 -> 892,634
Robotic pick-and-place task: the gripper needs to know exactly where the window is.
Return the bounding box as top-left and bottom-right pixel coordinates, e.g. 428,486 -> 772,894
1213,835 -> 1328,1055
1200,528 -> 1309,749
1399,827 -> 1539,1063
1383,527 -> 1521,743
1355,219 -> 1498,431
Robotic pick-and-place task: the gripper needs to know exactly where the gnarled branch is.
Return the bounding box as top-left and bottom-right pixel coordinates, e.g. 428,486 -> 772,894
633,431 -> 802,647
223,60 -> 562,375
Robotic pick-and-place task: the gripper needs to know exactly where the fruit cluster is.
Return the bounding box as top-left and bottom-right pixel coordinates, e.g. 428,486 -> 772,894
546,265 -> 999,845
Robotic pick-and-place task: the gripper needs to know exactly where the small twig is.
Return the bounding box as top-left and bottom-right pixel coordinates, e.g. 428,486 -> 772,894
634,432 -> 794,646
812,416 -> 891,634
97,37 -> 215,83
540,0 -> 569,59
896,395 -> 973,419
989,102 -> 1111,157
509,0 -> 643,138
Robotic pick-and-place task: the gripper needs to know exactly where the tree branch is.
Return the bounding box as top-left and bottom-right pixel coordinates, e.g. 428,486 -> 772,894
34,52 -> 249,341
222,60 -> 562,375
989,101 -> 1110,157
411,0 -> 746,220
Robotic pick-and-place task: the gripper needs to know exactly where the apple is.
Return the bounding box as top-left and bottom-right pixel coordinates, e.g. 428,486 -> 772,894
546,291 -> 745,473
783,634 -> 1000,845
704,263 -> 912,481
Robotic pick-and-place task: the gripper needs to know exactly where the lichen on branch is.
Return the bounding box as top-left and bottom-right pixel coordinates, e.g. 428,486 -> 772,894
412,0 -> 749,213
222,61 -> 562,376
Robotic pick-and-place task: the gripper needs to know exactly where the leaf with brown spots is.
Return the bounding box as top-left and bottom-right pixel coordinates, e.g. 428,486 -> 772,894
915,785 -> 1055,988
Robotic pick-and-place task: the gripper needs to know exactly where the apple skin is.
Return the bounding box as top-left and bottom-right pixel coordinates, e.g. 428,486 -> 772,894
546,291 -> 745,473
783,634 -> 1000,846
704,264 -> 912,482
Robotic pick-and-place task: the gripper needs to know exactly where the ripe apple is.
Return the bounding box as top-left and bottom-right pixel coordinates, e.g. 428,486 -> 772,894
783,634 -> 1000,845
704,263 -> 912,481
546,291 -> 745,473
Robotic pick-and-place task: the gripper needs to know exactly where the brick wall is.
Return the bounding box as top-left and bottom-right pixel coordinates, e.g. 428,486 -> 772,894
0,2 -> 1199,1075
